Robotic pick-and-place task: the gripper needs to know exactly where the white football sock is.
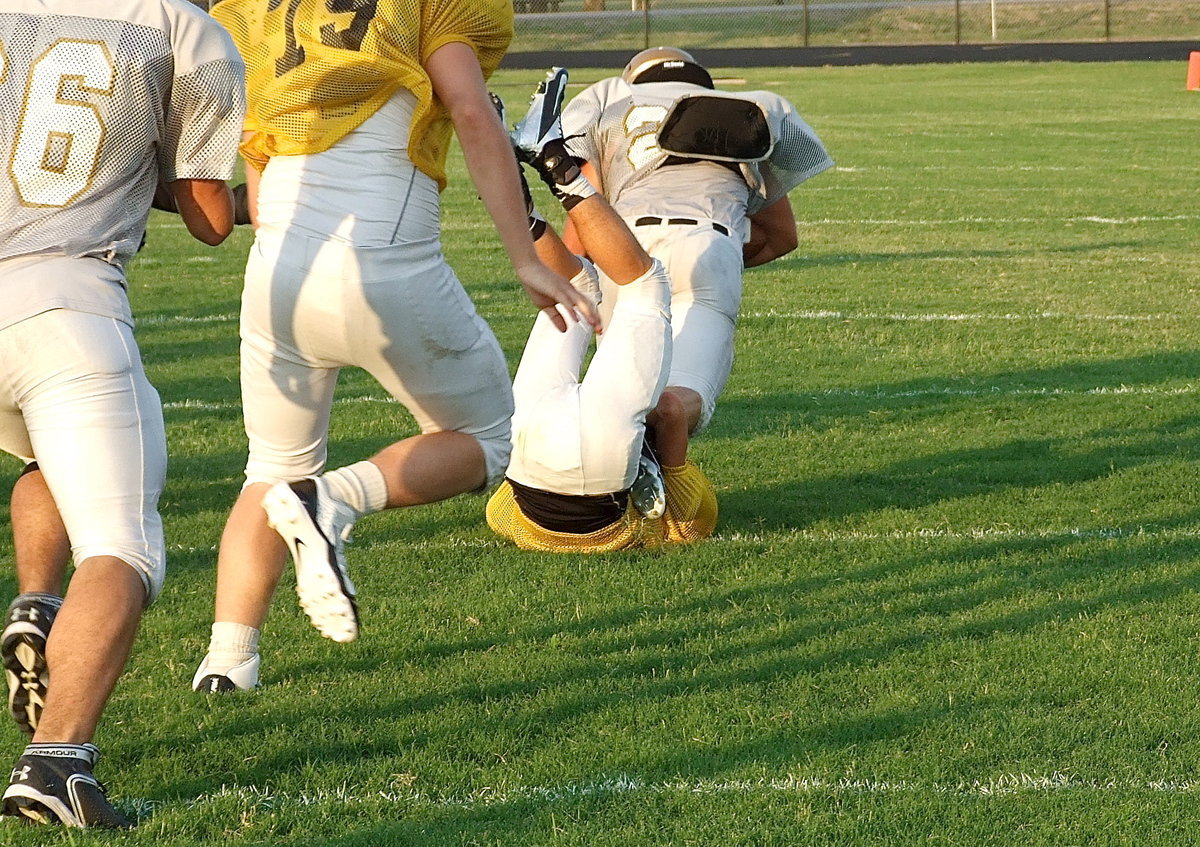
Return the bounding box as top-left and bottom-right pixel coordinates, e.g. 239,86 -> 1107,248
205,621 -> 259,669
570,259 -> 602,305
322,460 -> 389,517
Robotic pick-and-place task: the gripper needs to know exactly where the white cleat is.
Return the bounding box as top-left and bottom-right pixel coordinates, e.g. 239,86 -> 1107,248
511,66 -> 569,161
191,653 -> 260,693
262,478 -> 360,643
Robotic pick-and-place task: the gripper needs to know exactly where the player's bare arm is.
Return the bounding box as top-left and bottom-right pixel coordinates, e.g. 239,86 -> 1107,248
743,196 -> 798,268
170,178 -> 235,245
560,160 -> 602,257
425,42 -> 598,333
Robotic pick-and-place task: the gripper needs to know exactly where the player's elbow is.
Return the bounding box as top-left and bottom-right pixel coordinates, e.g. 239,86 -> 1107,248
181,208 -> 234,245
189,222 -> 232,246
173,179 -> 235,245
771,227 -> 799,258
450,99 -> 500,140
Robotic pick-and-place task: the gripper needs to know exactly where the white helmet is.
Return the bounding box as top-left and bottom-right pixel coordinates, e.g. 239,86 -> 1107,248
621,46 -> 713,88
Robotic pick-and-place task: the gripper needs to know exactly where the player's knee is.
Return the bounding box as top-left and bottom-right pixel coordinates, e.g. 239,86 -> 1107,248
654,388 -> 689,426
74,544 -> 165,605
661,385 -> 708,434
243,455 -> 323,489
124,556 -> 165,606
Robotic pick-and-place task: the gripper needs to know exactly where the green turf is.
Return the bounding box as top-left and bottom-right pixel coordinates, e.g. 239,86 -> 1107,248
3,60 -> 1200,845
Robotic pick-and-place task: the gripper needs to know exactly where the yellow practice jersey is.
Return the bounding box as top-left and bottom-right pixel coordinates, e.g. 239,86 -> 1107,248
211,0 -> 513,187
487,461 -> 718,553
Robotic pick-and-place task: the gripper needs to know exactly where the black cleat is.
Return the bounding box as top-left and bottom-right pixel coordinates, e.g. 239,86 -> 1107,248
2,594 -> 61,736
2,744 -> 132,829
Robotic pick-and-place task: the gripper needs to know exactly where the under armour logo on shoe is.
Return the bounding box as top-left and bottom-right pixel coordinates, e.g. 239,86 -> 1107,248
10,608 -> 39,622
11,764 -> 31,781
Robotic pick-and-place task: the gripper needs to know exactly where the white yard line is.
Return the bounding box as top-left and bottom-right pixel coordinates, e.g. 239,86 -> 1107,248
165,525 -> 1200,557
161,380 -> 1200,416
811,384 -> 1200,399
138,313 -> 238,326
798,214 -> 1200,226
129,770 -> 1200,817
743,309 -> 1174,322
162,395 -> 398,412
721,526 -> 1200,543
140,308 -> 1182,329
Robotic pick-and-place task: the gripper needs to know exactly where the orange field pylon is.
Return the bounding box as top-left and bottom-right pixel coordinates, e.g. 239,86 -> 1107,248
1188,51 -> 1200,91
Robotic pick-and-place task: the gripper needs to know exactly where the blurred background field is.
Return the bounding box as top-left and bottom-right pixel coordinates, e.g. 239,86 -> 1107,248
508,0 -> 1199,52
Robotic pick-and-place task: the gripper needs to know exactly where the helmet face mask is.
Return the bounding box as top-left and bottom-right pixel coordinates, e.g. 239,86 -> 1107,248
621,46 -> 714,88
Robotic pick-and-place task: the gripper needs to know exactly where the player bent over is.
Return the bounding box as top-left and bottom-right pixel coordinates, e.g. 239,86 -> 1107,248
486,71 -> 717,552
561,47 -> 833,439
0,0 -> 244,827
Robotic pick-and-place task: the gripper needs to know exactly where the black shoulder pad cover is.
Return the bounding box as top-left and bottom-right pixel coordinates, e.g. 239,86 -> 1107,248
657,94 -> 772,163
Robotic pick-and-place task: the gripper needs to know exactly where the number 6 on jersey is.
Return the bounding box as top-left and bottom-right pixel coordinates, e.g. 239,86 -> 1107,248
8,39 -> 114,208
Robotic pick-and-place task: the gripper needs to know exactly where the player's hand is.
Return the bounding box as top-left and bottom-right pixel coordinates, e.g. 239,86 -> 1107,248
515,262 -> 602,334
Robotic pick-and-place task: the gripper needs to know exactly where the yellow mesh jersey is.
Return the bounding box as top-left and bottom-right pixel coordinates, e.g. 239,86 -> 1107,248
486,461 -> 717,553
211,0 -> 512,187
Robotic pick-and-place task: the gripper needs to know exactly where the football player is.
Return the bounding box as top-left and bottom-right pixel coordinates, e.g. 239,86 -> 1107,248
560,47 -> 834,437
193,0 -> 598,690
0,0 -> 244,827
485,70 -> 718,553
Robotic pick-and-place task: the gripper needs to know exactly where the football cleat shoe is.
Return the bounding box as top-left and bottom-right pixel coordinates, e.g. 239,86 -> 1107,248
2,593 -> 61,737
262,478 -> 360,643
191,652 -> 260,693
511,68 -> 595,208
2,743 -> 132,829
511,66 -> 569,161
630,441 -> 667,520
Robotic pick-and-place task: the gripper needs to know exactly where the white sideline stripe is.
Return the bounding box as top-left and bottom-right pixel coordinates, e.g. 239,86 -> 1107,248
744,309 -> 1173,322
161,382 -> 1199,415
797,214 -> 1200,227
130,771 -> 1200,816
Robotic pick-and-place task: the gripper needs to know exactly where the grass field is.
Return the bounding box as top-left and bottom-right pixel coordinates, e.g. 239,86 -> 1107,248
3,59 -> 1200,845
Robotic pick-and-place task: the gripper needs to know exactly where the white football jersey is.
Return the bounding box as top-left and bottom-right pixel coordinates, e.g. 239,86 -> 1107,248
0,0 -> 244,270
562,77 -> 832,220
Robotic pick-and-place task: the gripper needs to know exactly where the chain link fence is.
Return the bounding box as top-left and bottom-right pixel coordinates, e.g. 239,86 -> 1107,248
509,0 -> 1198,53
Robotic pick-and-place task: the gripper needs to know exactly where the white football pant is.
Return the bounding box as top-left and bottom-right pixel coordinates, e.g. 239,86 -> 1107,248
600,220 -> 743,432
239,230 -> 514,487
0,305 -> 166,602
507,260 -> 671,495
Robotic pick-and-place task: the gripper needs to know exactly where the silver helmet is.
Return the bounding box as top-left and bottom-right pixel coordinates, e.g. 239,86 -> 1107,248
621,46 -> 713,88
